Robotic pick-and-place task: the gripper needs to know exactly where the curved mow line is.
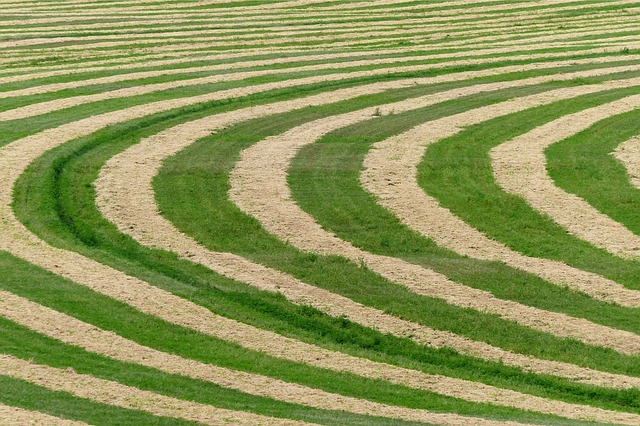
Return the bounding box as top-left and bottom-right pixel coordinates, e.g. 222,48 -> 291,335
0,355 -> 309,426
9,46 -> 637,102
0,62 -> 452,121
0,22 -> 473,50
4,54 -> 634,423
0,403 -> 88,426
361,89 -> 640,307
3,54 -> 640,123
8,291 -> 624,425
3,7 -> 628,47
614,135 -> 640,189
4,10 -> 626,38
0,29 -> 442,52
3,12 -> 631,50
0,71 -> 535,426
491,95 -> 640,259
5,9 -> 638,54
2,35 -> 636,91
0,0 -> 574,13
6,22 -> 638,56
230,73 -> 640,340
0,10 -> 534,29
229,74 -> 640,354
0,14 -> 576,47
4,23 -> 639,80
0,32 -> 629,68
0,290 -> 535,426
94,66 -> 640,389
8,0 -> 634,18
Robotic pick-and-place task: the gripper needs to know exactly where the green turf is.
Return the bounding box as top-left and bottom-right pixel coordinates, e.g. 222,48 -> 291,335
0,251 -> 601,425
6,1 -> 640,423
419,87 -> 640,289
10,70 -> 640,417
547,108 -> 640,236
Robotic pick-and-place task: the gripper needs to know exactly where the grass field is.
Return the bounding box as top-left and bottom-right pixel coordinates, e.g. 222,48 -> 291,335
2,0 -> 640,424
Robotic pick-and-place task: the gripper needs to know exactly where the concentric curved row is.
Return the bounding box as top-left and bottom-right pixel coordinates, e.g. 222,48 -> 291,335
4,0 -> 640,424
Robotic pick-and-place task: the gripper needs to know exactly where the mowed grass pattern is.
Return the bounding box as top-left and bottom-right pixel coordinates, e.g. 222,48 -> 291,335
2,0 -> 640,424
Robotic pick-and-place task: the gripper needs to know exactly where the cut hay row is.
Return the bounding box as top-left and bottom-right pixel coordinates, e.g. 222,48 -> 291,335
361,86 -> 640,305
4,0 -> 640,424
614,136 -> 640,188
6,0 -> 636,18
0,29 -> 632,70
4,48 -> 627,100
4,8 -> 621,37
0,403 -> 88,426
1,8 -> 633,46
0,0 -> 590,13
2,13 -> 616,47
227,74 -> 640,350
1,72 -> 601,421
491,99 -> 640,259
2,39 -> 636,88
0,355 -> 312,426
2,10 -> 630,39
0,290 -> 543,426
4,54 -> 640,124
1,6 -> 628,52
3,22 -> 637,56
94,66 -> 640,387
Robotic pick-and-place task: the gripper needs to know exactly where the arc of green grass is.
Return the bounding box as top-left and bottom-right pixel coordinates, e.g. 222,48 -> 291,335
13,71 -> 640,414
546,108 -> 640,237
0,368 -> 199,426
154,75 -> 640,372
0,251 -> 595,426
418,86 -> 640,288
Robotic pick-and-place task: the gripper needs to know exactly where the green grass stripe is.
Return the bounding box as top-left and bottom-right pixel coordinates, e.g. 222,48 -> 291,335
156,73 -> 640,371
3,42 -> 634,84
5,1 -> 640,423
0,6 -> 626,37
2,52 -> 635,114
7,13 -> 635,52
1,12 -> 627,47
9,23 -> 638,55
0,55 -> 629,149
546,108 -> 640,236
2,64 -> 438,144
0,251 -> 594,426
196,72 -> 635,368
13,70 -> 640,415
0,35 -> 624,72
418,85 -> 640,291
1,9 -> 626,39
0,372 -> 197,425
7,36 -> 630,64
1,44 -> 632,90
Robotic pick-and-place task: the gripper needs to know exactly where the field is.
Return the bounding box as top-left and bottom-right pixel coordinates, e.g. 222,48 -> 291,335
2,0 -> 640,424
